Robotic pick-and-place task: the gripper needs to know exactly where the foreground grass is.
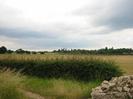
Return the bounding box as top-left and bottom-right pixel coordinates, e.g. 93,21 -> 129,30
0,69 -> 100,99
0,69 -> 28,99
23,77 -> 101,99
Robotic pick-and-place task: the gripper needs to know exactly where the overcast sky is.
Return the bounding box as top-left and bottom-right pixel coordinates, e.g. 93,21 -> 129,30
0,0 -> 133,50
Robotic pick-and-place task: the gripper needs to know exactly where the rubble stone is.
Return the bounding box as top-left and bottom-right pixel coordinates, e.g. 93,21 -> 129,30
91,75 -> 133,99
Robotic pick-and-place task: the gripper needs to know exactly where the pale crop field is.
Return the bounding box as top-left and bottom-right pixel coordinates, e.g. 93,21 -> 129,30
78,55 -> 133,75
103,55 -> 133,75
0,54 -> 132,75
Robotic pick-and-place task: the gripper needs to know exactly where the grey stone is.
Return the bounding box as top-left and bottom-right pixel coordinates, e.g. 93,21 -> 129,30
117,87 -> 122,92
123,86 -> 130,92
91,75 -> 133,99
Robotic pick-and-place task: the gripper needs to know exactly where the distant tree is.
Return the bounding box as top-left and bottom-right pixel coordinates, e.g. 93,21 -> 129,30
15,49 -> 25,54
7,50 -> 14,54
39,51 -> 45,54
25,51 -> 31,54
0,46 -> 7,53
52,47 -> 133,55
31,51 -> 37,54
105,47 -> 108,50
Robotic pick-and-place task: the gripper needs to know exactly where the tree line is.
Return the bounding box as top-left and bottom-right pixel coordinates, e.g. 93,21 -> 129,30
0,46 -> 48,54
53,47 -> 133,55
0,46 -> 133,55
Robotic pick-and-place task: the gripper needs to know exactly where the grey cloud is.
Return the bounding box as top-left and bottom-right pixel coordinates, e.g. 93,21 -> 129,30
75,0 -> 133,31
96,0 -> 133,30
13,37 -> 91,50
0,27 -> 56,39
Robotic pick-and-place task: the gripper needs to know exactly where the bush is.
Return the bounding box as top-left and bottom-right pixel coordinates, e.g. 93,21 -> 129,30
0,56 -> 123,81
0,46 -> 7,54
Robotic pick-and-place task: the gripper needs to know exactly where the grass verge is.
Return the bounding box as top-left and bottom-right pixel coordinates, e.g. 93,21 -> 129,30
23,76 -> 101,99
0,69 -> 101,99
0,69 -> 27,99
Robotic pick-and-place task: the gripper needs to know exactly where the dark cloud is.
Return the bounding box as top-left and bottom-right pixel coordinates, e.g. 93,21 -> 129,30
12,37 -> 91,50
95,0 -> 133,30
0,26 -> 90,49
0,27 -> 56,38
75,0 -> 133,31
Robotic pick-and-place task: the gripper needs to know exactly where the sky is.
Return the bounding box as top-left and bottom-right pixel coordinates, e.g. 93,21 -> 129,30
0,0 -> 133,50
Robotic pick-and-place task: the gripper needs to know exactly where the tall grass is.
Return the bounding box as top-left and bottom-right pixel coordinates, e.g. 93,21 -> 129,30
0,69 -> 26,99
0,68 -> 101,99
0,54 -> 123,81
23,77 -> 101,99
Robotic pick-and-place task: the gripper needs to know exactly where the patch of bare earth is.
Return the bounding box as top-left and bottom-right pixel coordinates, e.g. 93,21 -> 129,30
19,89 -> 45,99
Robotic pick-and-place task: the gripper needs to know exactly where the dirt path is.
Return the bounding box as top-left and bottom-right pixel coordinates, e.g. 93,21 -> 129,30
19,89 -> 45,99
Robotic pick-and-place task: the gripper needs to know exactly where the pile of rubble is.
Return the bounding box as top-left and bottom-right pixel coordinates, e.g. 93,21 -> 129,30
91,75 -> 133,99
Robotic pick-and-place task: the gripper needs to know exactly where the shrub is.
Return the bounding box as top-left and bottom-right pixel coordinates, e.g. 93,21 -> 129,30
0,56 -> 123,81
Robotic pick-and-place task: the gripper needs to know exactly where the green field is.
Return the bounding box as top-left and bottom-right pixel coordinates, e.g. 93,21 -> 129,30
0,54 -> 132,99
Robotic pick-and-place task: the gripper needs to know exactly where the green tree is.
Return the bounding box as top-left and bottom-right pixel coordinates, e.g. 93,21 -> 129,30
0,46 -> 7,54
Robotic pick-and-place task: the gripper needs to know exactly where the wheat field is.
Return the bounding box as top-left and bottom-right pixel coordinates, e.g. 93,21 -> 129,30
0,54 -> 132,75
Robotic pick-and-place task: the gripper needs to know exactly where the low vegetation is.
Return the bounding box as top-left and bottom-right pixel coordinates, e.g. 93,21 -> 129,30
0,54 -> 127,99
0,54 -> 122,81
0,69 -> 101,99
1,46 -> 133,55
23,77 -> 101,99
0,69 -> 26,99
